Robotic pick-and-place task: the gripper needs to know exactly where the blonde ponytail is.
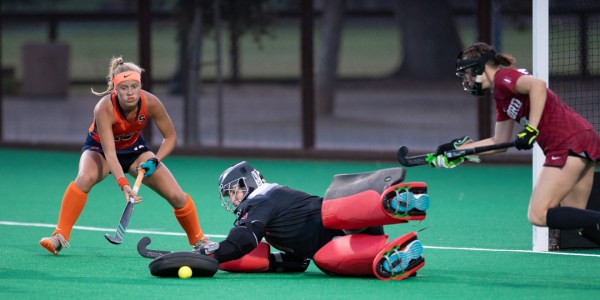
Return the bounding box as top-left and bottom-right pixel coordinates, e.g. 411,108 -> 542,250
91,56 -> 144,96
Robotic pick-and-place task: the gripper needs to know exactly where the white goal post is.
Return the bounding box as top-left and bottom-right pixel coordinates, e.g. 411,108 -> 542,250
531,0 -> 549,252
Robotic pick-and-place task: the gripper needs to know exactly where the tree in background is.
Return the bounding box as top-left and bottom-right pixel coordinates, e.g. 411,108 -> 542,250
315,0 -> 345,115
169,0 -> 277,94
168,0 -> 277,145
316,0 -> 463,115
168,0 -> 463,118
391,0 -> 462,80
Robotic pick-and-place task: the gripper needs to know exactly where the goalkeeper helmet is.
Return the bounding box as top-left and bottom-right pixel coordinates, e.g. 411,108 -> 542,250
218,161 -> 265,212
456,43 -> 497,96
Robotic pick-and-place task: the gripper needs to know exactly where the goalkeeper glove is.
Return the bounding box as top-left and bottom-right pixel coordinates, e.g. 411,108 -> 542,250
515,124 -> 539,150
140,158 -> 159,177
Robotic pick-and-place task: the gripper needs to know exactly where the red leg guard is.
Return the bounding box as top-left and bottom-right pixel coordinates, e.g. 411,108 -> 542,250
219,242 -> 270,273
313,234 -> 388,276
322,188 -> 416,230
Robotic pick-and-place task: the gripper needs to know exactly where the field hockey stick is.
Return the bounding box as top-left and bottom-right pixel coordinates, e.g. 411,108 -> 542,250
397,141 -> 515,167
137,236 -> 173,259
104,169 -> 145,244
137,236 -> 220,259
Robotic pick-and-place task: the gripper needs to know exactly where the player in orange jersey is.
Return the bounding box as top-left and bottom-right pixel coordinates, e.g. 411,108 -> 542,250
40,56 -> 214,255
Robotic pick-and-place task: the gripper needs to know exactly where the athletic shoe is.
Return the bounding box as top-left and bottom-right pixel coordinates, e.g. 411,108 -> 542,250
380,240 -> 423,274
372,232 -> 425,280
193,236 -> 219,255
39,234 -> 70,255
580,227 -> 600,245
388,191 -> 430,214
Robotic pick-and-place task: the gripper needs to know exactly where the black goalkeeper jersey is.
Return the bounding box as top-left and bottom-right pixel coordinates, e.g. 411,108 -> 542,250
233,183 -> 340,258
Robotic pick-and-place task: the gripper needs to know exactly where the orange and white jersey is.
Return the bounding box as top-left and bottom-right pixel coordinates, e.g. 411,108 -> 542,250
88,92 -> 149,150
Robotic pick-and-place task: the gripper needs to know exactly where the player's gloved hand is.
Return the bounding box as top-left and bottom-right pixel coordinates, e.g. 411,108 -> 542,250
430,155 -> 465,168
435,135 -> 472,155
515,124 -> 539,150
435,136 -> 481,163
140,158 -> 159,177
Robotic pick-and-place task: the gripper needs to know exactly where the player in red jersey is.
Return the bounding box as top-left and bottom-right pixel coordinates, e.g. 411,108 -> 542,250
430,42 -> 600,244
40,56 -> 215,255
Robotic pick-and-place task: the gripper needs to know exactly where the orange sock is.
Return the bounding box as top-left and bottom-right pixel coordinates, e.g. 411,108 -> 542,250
174,194 -> 205,245
53,181 -> 88,241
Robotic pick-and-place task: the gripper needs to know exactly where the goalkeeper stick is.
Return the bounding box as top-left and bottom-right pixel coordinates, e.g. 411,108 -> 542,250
137,236 -> 172,259
137,236 -> 220,259
104,170 -> 145,244
397,141 -> 515,167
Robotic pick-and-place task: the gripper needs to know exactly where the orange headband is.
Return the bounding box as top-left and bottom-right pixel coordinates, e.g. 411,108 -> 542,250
113,71 -> 141,88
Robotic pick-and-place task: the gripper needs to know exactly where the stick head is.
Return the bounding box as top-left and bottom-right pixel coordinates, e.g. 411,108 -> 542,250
396,146 -> 409,165
397,146 -> 429,167
138,236 -> 151,250
137,236 -> 171,259
104,233 -> 123,245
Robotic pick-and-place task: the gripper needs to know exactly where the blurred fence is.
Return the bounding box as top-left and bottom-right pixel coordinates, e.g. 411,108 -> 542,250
0,0 -> 587,163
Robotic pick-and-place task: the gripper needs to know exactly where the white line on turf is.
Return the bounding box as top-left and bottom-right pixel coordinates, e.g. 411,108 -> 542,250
2,220 -> 600,257
0,220 -> 227,239
425,245 -> 600,257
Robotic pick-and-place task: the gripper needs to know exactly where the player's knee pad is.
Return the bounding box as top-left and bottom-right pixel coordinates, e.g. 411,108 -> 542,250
372,232 -> 425,281
313,234 -> 388,277
322,190 -> 408,230
219,242 -> 270,273
380,182 -> 429,221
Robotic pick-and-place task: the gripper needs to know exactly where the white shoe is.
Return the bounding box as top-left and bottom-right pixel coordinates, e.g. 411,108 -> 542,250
193,236 -> 219,255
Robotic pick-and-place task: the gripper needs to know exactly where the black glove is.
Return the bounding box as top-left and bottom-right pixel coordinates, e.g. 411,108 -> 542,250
435,136 -> 472,155
515,124 -> 539,150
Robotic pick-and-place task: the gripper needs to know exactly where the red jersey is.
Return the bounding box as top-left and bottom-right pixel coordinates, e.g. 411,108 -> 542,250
88,92 -> 149,149
493,68 -> 595,155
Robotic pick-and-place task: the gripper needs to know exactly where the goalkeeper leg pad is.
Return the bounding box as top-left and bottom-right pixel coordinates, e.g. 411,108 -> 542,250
313,234 -> 388,277
372,232 -> 425,280
322,190 -> 408,230
219,242 -> 270,273
321,183 -> 428,230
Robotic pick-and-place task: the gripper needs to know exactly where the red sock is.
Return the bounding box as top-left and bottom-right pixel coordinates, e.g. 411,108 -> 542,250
174,194 -> 205,245
53,181 -> 88,241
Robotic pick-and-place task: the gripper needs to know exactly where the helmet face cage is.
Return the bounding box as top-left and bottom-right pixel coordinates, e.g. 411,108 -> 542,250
456,60 -> 484,96
219,178 -> 248,212
455,49 -> 496,96
217,161 -> 264,213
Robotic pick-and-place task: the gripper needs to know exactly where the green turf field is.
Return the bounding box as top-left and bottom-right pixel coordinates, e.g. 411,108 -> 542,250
1,149 -> 599,299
